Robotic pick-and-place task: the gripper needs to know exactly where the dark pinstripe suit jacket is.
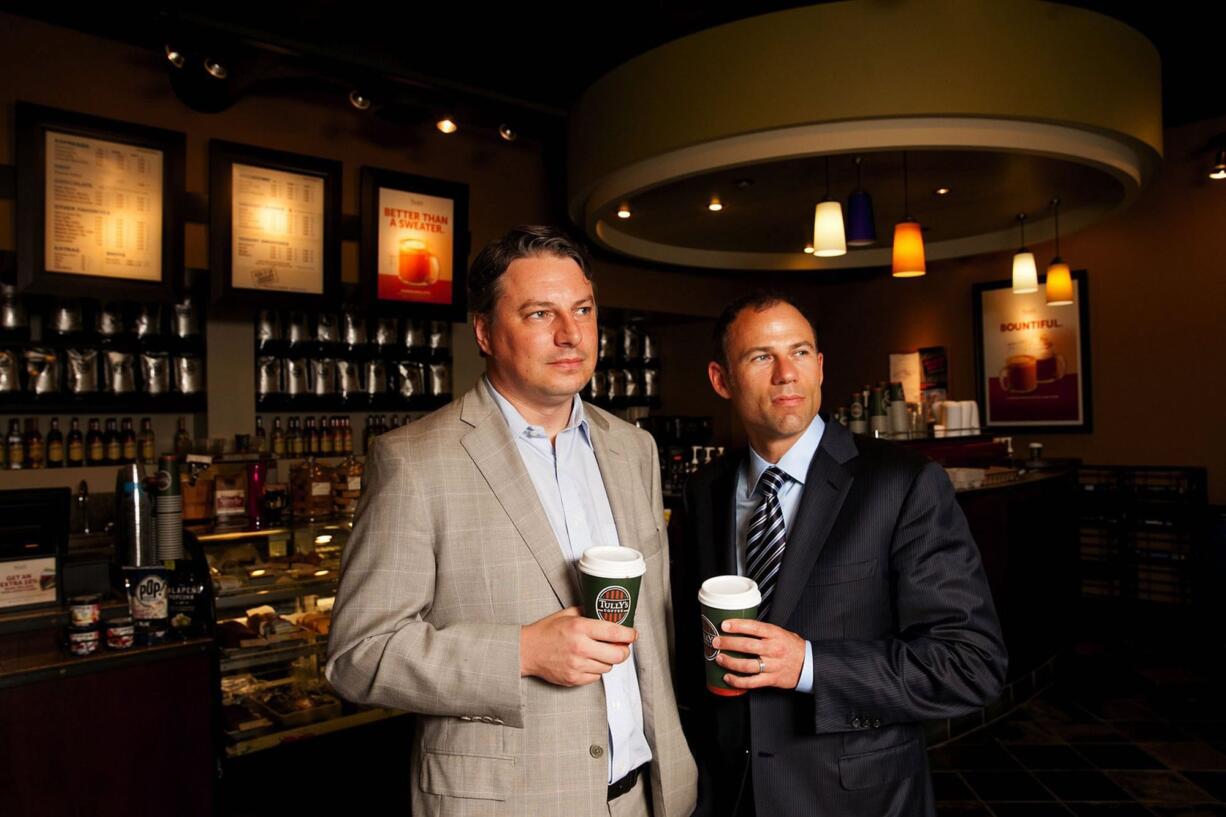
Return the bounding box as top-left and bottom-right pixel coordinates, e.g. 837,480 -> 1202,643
675,419 -> 1007,817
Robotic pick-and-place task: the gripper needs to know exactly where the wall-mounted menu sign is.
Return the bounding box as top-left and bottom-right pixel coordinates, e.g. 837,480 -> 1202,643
230,163 -> 326,294
361,167 -> 470,321
17,103 -> 183,299
44,131 -> 163,281
210,140 -> 341,306
973,271 -> 1093,432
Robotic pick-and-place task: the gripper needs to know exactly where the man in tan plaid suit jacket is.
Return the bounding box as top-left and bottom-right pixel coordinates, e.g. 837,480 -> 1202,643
326,226 -> 697,817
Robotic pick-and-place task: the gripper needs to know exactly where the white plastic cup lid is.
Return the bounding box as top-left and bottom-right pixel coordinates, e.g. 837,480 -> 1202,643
698,575 -> 761,610
578,546 -> 646,579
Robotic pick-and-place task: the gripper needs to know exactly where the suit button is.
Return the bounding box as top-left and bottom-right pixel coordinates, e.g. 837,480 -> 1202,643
590,745 -> 605,759
851,717 -> 861,728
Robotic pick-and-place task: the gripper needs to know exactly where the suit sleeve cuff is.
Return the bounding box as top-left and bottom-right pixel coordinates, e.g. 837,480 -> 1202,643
795,640 -> 814,693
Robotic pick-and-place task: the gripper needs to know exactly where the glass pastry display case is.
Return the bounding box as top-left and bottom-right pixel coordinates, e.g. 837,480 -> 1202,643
189,519 -> 404,757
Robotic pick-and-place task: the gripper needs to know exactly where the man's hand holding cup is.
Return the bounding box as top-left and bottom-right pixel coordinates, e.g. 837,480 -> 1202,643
521,546 -> 647,687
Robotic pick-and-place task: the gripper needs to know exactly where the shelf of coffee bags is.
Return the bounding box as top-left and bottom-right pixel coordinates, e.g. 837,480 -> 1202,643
14,335 -> 205,355
254,342 -> 451,363
0,393 -> 207,414
255,393 -> 451,413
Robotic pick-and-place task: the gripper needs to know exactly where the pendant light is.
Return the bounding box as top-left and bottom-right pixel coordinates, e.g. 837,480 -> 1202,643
813,157 -> 847,257
846,155 -> 877,247
891,152 -> 926,278
1210,150 -> 1226,181
1011,212 -> 1038,294
1045,197 -> 1074,305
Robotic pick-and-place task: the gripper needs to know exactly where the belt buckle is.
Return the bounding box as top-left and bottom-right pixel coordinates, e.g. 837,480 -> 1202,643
607,765 -> 641,801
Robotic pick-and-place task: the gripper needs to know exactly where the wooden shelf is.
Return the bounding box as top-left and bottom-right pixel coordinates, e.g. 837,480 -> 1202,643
0,394 -> 207,415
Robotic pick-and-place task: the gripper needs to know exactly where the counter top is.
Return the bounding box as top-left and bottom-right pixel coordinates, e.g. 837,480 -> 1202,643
952,466 -> 1074,495
0,632 -> 213,689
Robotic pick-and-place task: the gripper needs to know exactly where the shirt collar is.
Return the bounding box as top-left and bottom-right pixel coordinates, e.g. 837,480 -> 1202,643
744,413 -> 826,497
484,376 -> 591,445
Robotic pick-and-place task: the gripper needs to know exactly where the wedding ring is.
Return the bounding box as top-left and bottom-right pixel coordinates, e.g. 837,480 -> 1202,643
758,659 -> 766,674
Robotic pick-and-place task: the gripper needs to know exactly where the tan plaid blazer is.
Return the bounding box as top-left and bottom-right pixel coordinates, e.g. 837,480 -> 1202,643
326,383 -> 698,817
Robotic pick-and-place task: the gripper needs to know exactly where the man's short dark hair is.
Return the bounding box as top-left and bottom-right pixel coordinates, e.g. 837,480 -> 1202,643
468,225 -> 594,320
712,289 -> 819,366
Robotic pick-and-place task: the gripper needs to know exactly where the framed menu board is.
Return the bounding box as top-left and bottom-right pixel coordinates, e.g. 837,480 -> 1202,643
973,270 -> 1093,432
360,167 -> 470,321
16,102 -> 184,299
210,140 -> 341,306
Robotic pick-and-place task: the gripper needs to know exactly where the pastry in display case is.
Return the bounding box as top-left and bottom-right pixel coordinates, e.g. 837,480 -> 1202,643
189,520 -> 404,757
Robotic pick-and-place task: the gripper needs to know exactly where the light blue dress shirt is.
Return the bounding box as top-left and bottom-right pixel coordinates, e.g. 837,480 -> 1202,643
486,378 -> 652,783
734,413 -> 826,693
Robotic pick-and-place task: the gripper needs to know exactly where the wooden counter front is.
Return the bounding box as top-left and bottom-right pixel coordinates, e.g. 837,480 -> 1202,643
0,608 -> 216,817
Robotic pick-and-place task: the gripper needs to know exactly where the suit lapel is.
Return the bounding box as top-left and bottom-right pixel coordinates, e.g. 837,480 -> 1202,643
459,387 -> 579,609
587,412 -> 647,559
588,409 -> 668,712
767,421 -> 857,627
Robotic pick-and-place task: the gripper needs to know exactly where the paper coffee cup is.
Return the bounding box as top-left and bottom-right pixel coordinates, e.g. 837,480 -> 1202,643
578,546 -> 646,628
698,575 -> 762,697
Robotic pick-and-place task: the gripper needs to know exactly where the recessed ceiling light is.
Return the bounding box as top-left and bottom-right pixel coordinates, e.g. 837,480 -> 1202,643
803,243 -> 814,254
617,203 -> 632,219
203,57 -> 227,80
348,90 -> 371,110
934,186 -> 951,196
164,45 -> 185,69
436,117 -> 458,134
498,123 -> 518,142
708,196 -> 723,212
734,178 -> 754,190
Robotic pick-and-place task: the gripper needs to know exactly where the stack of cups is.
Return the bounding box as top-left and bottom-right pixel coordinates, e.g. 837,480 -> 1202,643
155,454 -> 185,560
887,382 -> 909,439
115,464 -> 156,567
941,401 -> 965,438
698,576 -> 762,697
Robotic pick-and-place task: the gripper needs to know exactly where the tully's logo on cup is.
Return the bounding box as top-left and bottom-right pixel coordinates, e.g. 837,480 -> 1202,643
595,586 -> 632,624
702,615 -> 719,661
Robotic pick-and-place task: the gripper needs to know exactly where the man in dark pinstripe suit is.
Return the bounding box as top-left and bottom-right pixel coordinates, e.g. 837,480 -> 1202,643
675,291 -> 1007,817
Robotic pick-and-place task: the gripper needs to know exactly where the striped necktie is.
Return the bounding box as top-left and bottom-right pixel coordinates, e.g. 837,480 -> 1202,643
745,465 -> 788,618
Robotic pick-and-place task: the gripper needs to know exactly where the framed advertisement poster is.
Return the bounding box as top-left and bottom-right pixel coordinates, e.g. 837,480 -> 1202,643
360,167 -> 470,321
973,270 -> 1092,432
210,140 -> 341,306
16,102 -> 184,299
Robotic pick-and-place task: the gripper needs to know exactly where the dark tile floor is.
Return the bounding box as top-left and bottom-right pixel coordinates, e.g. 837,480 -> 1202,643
932,638 -> 1226,817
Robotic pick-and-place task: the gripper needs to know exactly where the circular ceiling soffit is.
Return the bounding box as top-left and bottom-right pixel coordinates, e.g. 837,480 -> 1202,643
568,0 -> 1163,272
